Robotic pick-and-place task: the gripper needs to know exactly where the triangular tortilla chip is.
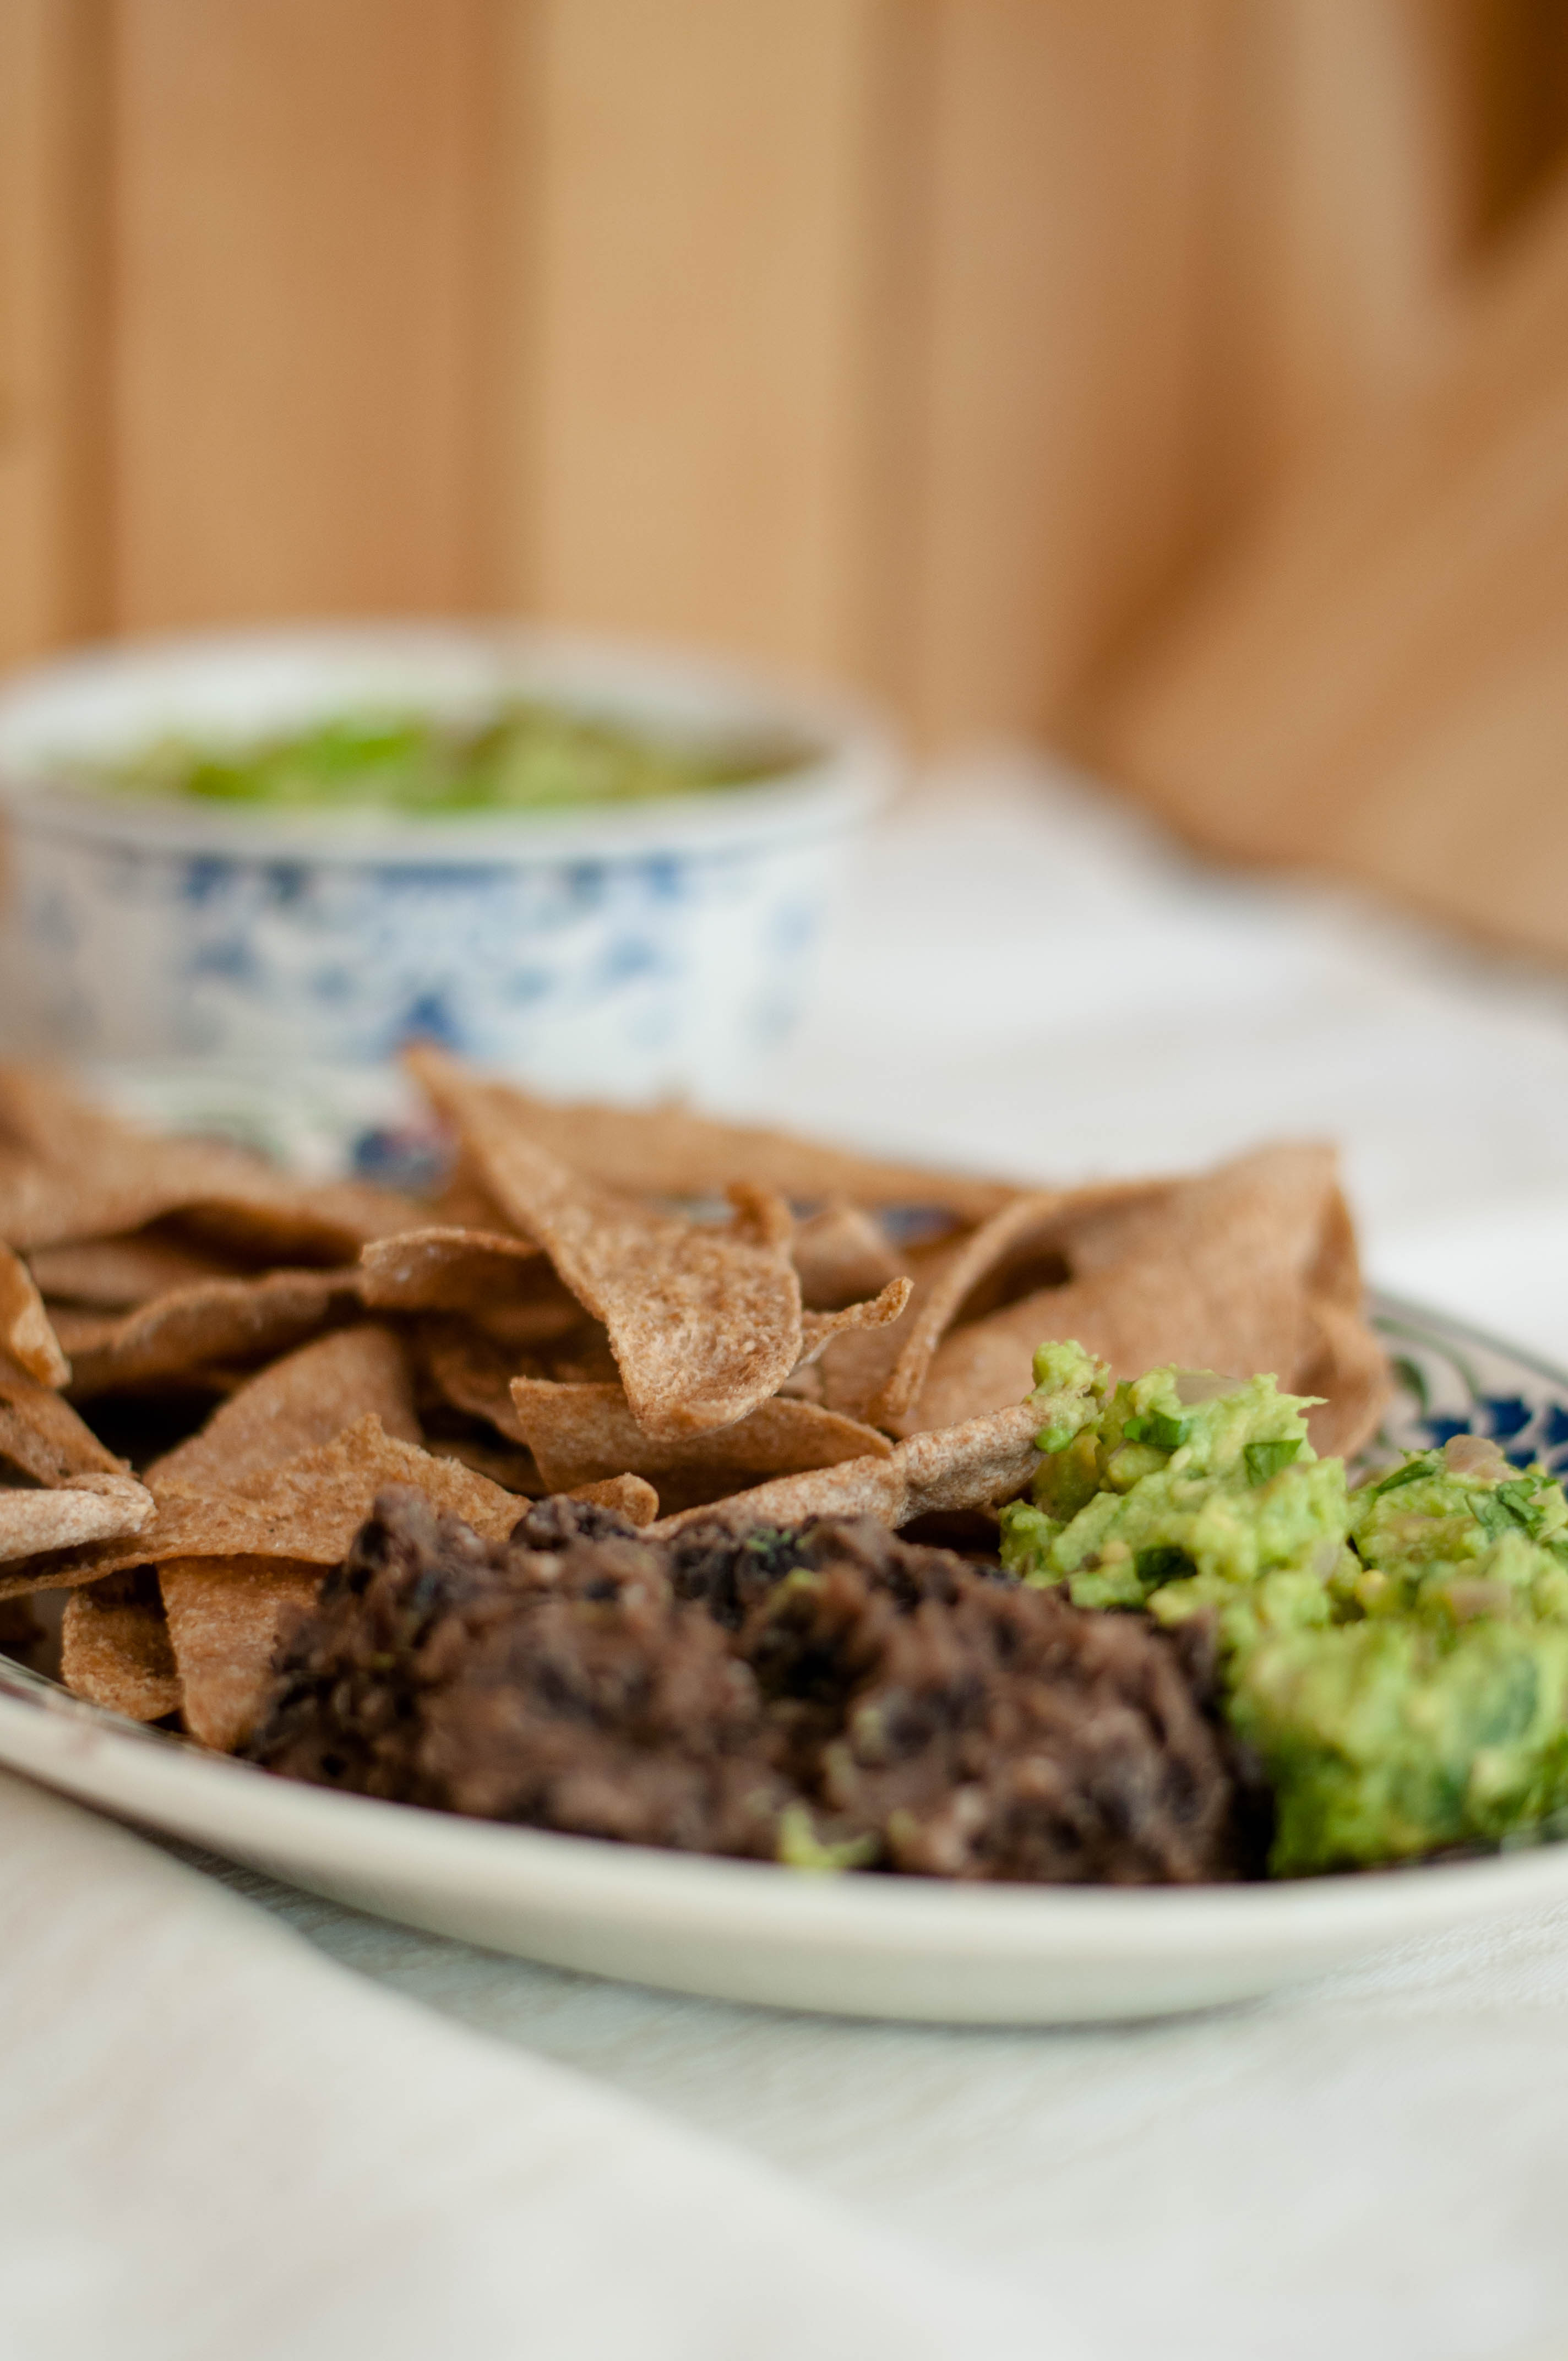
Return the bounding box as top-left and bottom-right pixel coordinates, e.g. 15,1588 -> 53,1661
791,1205 -> 902,1309
160,1558 -> 322,1751
908,1144 -> 1384,1440
0,1472 -> 153,1565
0,1355 -> 124,1484
27,1230 -> 249,1310
359,1227 -> 582,1347
407,1064 -> 1019,1222
0,1063 -> 421,1256
63,1267 -> 362,1399
509,1378 -> 892,1492
2,1414 -> 524,1603
148,1325 -> 420,1488
649,1397 -> 1050,1538
61,1570 -> 181,1721
567,1474 -> 659,1526
0,1243 -> 69,1388
409,1048 -> 805,1438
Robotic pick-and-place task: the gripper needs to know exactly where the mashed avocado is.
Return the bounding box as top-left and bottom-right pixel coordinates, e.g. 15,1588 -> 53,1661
93,703 -> 803,817
999,1345 -> 1568,1875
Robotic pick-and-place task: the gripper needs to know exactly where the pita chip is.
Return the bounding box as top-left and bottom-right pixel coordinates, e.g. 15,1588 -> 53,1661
649,1397 -> 1052,1539
409,1047 -> 805,1437
26,1230 -> 248,1310
406,1057 -> 1017,1222
909,1144 -> 1385,1440
509,1377 -> 892,1492
148,1325 -> 420,1488
0,1355 -> 124,1485
0,1245 -> 69,1388
61,1570 -> 181,1722
0,1062 -> 421,1257
160,1558 -> 322,1751
359,1226 -> 581,1347
64,1266 -> 362,1399
0,1472 -> 153,1565
567,1473 -> 659,1527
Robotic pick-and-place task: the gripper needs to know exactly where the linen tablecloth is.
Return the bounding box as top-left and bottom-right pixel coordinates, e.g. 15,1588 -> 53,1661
12,755 -> 1568,2361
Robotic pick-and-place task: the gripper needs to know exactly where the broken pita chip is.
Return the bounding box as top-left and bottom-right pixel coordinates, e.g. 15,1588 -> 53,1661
791,1204 -> 903,1310
0,1243 -> 69,1388
509,1378 -> 893,1493
61,1570 -> 181,1721
0,1471 -> 154,1564
649,1397 -> 1049,1538
798,1276 -> 912,1362
63,1266 -> 362,1400
409,1047 -> 804,1437
26,1230 -> 249,1310
161,1557 -> 322,1751
147,1325 -> 420,1488
406,1053 -> 1017,1222
567,1473 -> 659,1527
0,1355 -> 124,1484
0,1061 -> 422,1257
908,1144 -> 1381,1436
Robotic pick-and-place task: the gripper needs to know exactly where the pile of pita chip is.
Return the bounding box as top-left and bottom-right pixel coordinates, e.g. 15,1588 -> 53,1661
0,1051 -> 1389,1756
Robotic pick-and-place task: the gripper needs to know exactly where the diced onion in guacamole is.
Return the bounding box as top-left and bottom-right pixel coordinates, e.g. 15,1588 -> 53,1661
1000,1344 -> 1568,1876
88,703 -> 806,816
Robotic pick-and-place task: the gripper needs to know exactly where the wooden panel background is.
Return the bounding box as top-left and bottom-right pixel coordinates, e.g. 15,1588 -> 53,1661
1,0 -> 1564,773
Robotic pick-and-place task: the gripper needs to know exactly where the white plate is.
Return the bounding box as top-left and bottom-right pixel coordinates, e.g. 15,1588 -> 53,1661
3,1291 -> 1567,2024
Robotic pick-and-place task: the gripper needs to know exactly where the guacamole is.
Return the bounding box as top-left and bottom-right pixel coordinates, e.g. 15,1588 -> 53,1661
999,1343 -> 1568,1876
93,702 -> 803,817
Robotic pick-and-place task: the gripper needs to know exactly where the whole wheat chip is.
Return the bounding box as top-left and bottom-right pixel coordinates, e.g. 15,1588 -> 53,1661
64,1266 -> 362,1400
816,1194 -> 1068,1426
567,1474 -> 659,1527
148,1325 -> 420,1489
419,1321 -> 535,1442
0,1243 -> 69,1388
0,1413 -> 525,1600
359,1227 -> 582,1348
0,1472 -> 153,1564
27,1230 -> 249,1310
0,1062 -> 422,1257
0,1356 -> 124,1484
910,1144 -> 1381,1437
409,1048 -> 804,1437
406,1057 -> 1017,1222
649,1397 -> 1049,1539
798,1276 -> 912,1362
509,1377 -> 893,1492
61,1570 -> 181,1721
791,1204 -> 902,1309
160,1558 -> 321,1751
1297,1297 -> 1392,1459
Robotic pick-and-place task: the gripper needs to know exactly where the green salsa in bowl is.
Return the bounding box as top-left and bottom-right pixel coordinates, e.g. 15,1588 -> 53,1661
98,699 -> 807,819
0,621 -> 892,1089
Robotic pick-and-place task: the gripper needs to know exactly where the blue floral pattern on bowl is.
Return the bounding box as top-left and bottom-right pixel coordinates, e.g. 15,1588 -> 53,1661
1372,1295 -> 1568,1476
4,823 -> 840,1097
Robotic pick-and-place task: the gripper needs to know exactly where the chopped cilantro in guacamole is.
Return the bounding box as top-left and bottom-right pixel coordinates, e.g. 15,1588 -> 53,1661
999,1346 -> 1568,1876
91,704 -> 804,817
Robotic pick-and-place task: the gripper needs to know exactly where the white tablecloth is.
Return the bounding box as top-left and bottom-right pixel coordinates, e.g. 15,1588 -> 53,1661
14,756 -> 1568,2361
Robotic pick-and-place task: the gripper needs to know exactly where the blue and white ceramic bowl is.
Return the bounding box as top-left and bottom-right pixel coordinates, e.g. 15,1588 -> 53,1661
0,623 -> 894,1096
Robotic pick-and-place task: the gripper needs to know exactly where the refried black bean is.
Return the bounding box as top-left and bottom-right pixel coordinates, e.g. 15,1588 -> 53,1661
244,1488 -> 1253,1882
